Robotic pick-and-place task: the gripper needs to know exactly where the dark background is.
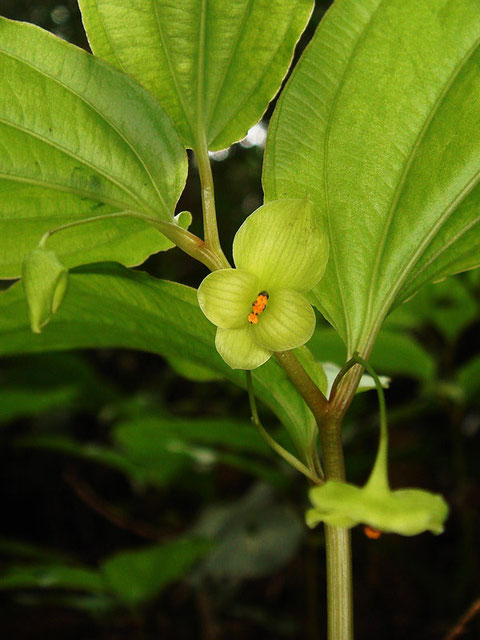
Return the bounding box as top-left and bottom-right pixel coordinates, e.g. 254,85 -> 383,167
0,2 -> 479,639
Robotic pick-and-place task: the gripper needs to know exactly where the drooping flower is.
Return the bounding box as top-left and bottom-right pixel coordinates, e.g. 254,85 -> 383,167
306,357 -> 449,537
306,477 -> 449,536
197,199 -> 329,370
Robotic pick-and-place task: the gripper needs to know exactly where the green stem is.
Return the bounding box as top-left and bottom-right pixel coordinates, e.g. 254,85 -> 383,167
246,372 -> 321,484
324,525 -> 353,640
274,350 -> 355,640
329,353 -> 389,492
39,209 -> 227,272
194,138 -> 230,269
274,350 -> 328,414
320,413 -> 353,640
353,354 -> 389,493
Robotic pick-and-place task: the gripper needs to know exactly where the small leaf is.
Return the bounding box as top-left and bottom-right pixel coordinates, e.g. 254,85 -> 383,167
22,246 -> 68,333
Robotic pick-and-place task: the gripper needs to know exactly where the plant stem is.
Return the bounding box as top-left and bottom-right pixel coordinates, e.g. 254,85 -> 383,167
324,524 -> 353,640
38,209 -> 228,272
320,412 -> 353,640
274,349 -> 356,640
246,372 -> 321,484
194,138 -> 230,269
274,350 -> 328,414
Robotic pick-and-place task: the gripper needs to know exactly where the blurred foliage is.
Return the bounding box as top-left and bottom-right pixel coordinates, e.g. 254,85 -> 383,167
0,1 -> 479,640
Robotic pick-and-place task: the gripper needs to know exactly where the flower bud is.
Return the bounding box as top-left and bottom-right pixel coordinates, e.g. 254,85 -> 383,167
22,246 -> 68,333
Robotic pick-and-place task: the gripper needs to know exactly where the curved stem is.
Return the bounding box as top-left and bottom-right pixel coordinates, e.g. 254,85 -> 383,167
194,138 -> 230,269
353,354 -> 389,492
246,372 -> 321,484
38,209 -> 227,272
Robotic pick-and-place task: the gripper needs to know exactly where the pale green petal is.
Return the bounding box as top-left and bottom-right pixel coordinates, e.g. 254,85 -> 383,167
233,199 -> 328,291
252,289 -> 316,352
197,269 -> 259,330
307,481 -> 449,536
215,327 -> 271,370
22,247 -> 68,334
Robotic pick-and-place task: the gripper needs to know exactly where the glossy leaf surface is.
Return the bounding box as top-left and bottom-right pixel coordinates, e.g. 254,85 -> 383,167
79,0 -> 313,150
0,17 -> 187,278
0,264 -> 317,463
263,0 -> 480,355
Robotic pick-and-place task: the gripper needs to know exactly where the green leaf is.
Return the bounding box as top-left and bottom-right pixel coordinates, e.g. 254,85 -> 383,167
0,564 -> 105,593
79,0 -> 313,150
456,355 -> 480,405
114,415 -> 269,458
166,354 -> 223,382
0,263 -> 318,464
15,435 -> 150,484
101,539 -> 211,606
0,17 -> 187,278
263,0 -> 480,355
0,353 -> 117,423
0,386 -> 77,425
385,276 -> 478,342
0,539 -> 69,564
114,417 -> 279,485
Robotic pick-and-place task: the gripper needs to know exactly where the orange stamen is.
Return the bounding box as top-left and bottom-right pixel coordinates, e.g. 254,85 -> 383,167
248,291 -> 269,324
364,526 -> 382,539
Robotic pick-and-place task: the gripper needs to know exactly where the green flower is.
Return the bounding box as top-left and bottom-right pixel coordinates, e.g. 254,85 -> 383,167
197,199 -> 329,370
306,356 -> 449,537
306,480 -> 449,536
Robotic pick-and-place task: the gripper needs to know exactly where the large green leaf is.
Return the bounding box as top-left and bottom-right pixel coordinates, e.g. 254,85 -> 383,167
79,0 -> 313,151
0,17 -> 187,278
0,264 -> 316,463
263,0 -> 480,356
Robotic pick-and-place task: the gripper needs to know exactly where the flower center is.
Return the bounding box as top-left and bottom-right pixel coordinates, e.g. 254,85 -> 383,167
248,291 -> 269,325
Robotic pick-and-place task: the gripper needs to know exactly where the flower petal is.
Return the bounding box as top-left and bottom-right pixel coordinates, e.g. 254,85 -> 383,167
197,269 -> 259,329
233,199 -> 329,291
215,327 -> 271,370
306,481 -> 449,536
252,289 -> 316,352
